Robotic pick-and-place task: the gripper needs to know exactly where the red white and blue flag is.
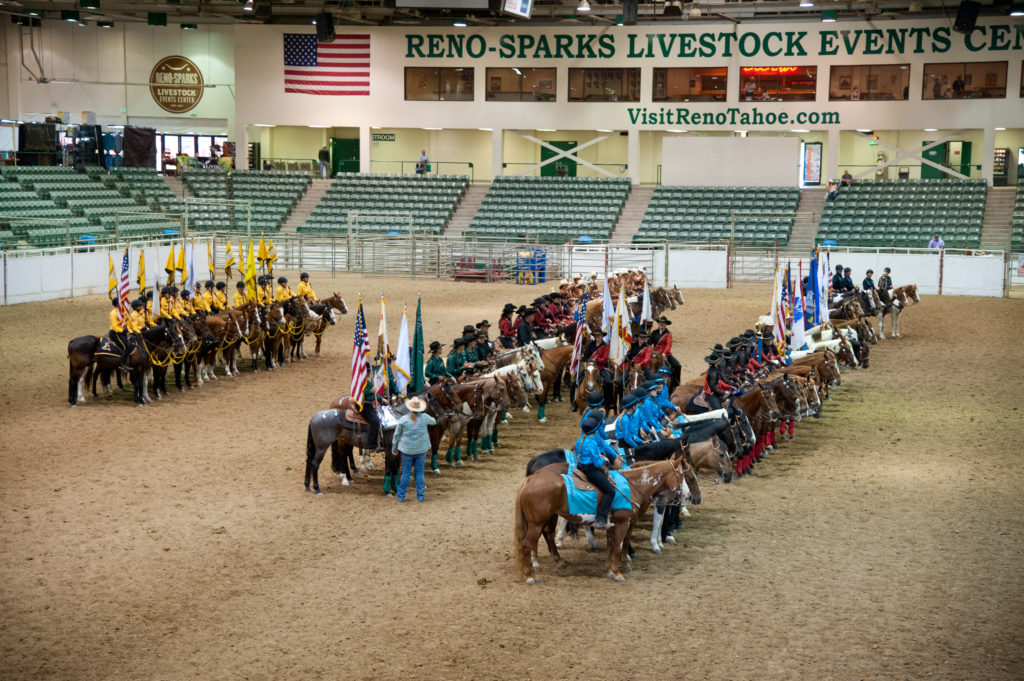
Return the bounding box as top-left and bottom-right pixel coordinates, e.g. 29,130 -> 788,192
283,33 -> 370,96
569,290 -> 589,379
117,246 -> 131,323
349,301 -> 371,408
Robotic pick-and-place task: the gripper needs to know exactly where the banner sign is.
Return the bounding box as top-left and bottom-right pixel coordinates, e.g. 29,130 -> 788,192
149,56 -> 204,114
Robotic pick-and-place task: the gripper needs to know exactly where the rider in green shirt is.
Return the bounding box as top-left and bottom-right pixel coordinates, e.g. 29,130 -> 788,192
425,341 -> 452,385
446,338 -> 466,378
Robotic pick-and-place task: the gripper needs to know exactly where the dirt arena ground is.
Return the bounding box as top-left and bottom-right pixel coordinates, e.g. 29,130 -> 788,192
1,273 -> 1022,681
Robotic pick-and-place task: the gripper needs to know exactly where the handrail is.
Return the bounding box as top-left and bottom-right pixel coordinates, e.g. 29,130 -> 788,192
257,157 -> 317,173
367,159 -> 475,182
499,162 -> 628,179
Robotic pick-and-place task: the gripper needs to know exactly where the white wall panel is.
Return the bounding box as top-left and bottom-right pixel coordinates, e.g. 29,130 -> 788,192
832,251 -> 941,294
942,254 -> 1004,297
667,248 -> 728,288
661,136 -> 801,187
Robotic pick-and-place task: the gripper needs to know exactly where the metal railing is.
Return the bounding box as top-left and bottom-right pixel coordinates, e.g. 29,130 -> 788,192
368,160 -> 475,182
499,162 -> 628,179
258,158 -> 317,173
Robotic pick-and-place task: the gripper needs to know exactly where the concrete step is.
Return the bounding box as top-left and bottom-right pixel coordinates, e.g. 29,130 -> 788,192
610,186 -> 654,243
280,179 -> 333,232
979,187 -> 1017,249
161,176 -> 190,199
444,184 -> 491,238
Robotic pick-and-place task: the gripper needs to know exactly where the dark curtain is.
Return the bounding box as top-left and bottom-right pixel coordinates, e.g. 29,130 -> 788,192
18,123 -> 57,165
123,127 -> 156,168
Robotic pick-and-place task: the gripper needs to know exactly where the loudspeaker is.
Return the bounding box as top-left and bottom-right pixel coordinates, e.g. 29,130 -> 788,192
953,0 -> 980,34
314,12 -> 335,43
623,0 -> 638,25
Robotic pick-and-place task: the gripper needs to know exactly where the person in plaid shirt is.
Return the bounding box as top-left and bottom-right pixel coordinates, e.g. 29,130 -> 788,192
393,397 -> 436,502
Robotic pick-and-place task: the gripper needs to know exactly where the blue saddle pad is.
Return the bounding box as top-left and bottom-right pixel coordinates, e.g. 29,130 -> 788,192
562,470 -> 632,516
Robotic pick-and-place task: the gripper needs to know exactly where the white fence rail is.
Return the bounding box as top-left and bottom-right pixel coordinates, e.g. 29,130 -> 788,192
1,235 -> 1010,306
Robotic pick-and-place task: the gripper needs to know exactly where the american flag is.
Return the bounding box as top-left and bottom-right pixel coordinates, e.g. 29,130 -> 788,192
569,290 -> 589,379
283,33 -> 370,96
349,301 -> 371,408
117,246 -> 131,323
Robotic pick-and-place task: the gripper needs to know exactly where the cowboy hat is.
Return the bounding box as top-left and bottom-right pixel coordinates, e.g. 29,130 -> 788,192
453,338 -> 466,347
476,320 -> 491,328
429,341 -> 443,351
462,325 -> 476,335
620,393 -> 640,409
656,316 -> 671,325
405,396 -> 427,413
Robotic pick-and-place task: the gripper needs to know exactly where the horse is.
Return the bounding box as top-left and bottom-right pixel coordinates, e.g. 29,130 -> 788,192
513,457 -> 691,583
537,343 -> 574,419
307,292 -> 347,358
574,363 -> 602,414
84,323 -> 185,406
304,405 -> 396,494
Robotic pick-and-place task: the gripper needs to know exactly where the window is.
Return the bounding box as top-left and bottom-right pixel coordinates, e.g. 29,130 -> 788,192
486,68 -> 556,102
829,64 -> 910,101
739,66 -> 817,102
653,67 -> 727,102
404,67 -> 475,101
568,68 -> 640,102
922,61 -> 1007,99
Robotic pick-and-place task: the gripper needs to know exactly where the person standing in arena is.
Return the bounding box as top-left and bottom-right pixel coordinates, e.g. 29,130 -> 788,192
393,396 -> 435,503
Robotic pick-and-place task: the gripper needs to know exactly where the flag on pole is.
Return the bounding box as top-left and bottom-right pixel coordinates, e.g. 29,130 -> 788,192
244,238 -> 257,301
825,250 -> 833,297
108,254 -> 117,298
772,266 -> 787,352
601,276 -> 614,343
609,285 -> 632,368
409,297 -> 425,393
185,240 -> 198,295
569,289 -> 589,380
267,239 -> 277,275
394,304 -> 411,397
376,295 -> 390,362
224,241 -> 235,279
639,279 -> 653,327
817,253 -> 829,324
153,280 -> 161,320
135,250 -> 146,294
349,300 -> 371,408
165,244 -> 176,285
176,241 -> 186,281
117,246 -> 131,323
207,241 -> 215,281
781,260 -> 793,324
257,236 -> 269,272
792,260 -> 807,350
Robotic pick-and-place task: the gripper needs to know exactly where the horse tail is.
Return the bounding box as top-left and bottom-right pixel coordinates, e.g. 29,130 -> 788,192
329,439 -> 344,476
305,422 -> 315,464
513,477 -> 530,579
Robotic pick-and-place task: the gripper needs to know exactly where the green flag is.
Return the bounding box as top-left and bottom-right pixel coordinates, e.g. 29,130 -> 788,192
410,296 -> 425,393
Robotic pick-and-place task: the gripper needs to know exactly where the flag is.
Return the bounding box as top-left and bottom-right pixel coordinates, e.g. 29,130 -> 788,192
165,245 -> 176,285
639,279 -> 653,327
224,241 -> 235,278
394,305 -> 411,397
771,266 -> 786,352
117,246 -> 131,323
185,240 -> 198,295
283,33 -> 370,96
153,281 -> 161,321
409,297 -> 425,393
257,236 -> 269,271
807,252 -> 820,327
825,250 -> 833,296
108,254 -> 116,297
207,241 -> 215,281
244,238 -> 257,301
267,239 -> 277,275
609,285 -> 632,368
372,362 -> 388,397
601,276 -> 614,343
136,250 -> 146,295
792,260 -> 807,350
376,295 -> 390,362
782,261 -> 793,323
569,289 -> 589,380
176,241 -> 185,280
349,300 -> 371,408
817,253 -> 829,324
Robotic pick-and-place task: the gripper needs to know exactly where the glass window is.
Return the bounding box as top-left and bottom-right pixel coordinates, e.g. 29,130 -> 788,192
653,67 -> 727,102
568,68 -> 640,102
739,66 -> 817,102
197,136 -> 212,158
405,67 -> 475,101
486,68 -> 556,102
922,61 -> 1007,99
829,64 -> 910,101
179,135 -> 195,156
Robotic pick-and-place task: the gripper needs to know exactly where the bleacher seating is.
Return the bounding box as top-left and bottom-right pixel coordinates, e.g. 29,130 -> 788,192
106,167 -> 181,214
1011,179 -> 1024,252
299,173 -> 469,235
231,170 -> 310,233
0,167 -> 95,243
464,176 -> 629,243
634,185 -> 799,244
816,178 -> 987,249
180,168 -> 232,230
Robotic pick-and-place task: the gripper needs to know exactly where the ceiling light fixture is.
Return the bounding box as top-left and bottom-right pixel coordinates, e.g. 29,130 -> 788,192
791,129 -> 810,133
577,0 -> 590,12
1011,3 -> 1024,15
252,123 -> 276,127
800,0 -> 814,6
182,23 -> 198,30
98,21 -> 114,28
995,127 -> 1006,130
667,129 -> 687,133
923,128 -> 937,132
537,128 -> 556,132
61,10 -> 81,22
81,0 -> 101,9
452,18 -> 467,26
424,127 -> 443,130
243,0 -> 254,11
821,9 -> 837,21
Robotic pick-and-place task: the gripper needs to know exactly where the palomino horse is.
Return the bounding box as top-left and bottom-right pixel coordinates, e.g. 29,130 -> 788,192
514,457 -> 692,583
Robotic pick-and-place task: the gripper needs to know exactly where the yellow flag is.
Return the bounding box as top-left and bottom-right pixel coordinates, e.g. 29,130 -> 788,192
245,238 -> 257,301
136,250 -> 146,294
108,254 -> 116,297
257,236 -> 269,268
267,238 -> 277,274
176,241 -> 186,281
224,241 -> 235,278
207,241 -> 215,281
164,244 -> 176,285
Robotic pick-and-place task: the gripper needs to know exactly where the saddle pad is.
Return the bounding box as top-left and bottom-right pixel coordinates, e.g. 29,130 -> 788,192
378,405 -> 399,429
97,337 -> 122,357
562,470 -> 632,516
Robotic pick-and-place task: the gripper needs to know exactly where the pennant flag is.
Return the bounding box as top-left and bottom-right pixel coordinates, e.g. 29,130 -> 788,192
257,236 -> 269,270
349,300 -> 371,408
244,238 -> 257,301
639,279 -> 653,327
601,276 -> 614,343
108,254 -> 117,298
117,246 -> 131,323
283,33 -> 371,97
376,295 -> 390,362
207,241 -> 215,281
136,250 -> 146,294
409,297 -> 425,393
792,260 -> 807,350
165,244 -> 176,285
394,304 -> 411,397
224,241 -> 235,279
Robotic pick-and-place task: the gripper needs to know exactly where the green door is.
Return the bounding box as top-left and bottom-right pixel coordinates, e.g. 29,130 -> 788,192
921,141 -> 946,179
951,141 -> 971,177
331,138 -> 359,175
540,141 -> 577,178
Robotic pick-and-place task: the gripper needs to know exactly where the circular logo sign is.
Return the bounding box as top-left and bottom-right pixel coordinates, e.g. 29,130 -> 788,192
149,56 -> 204,114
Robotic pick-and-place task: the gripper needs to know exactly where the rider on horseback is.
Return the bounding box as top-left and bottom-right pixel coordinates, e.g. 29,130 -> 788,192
575,411 -> 622,529
637,380 -> 670,439
701,352 -> 736,411
297,272 -> 317,303
614,392 -> 644,454
581,391 -> 609,441
425,341 -> 452,386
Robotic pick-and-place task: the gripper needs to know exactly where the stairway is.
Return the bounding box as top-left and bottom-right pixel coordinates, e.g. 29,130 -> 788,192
609,186 -> 654,243
162,175 -> 191,199
979,186 -> 1016,250
280,179 -> 333,232
442,184 -> 490,239
785,187 -> 826,255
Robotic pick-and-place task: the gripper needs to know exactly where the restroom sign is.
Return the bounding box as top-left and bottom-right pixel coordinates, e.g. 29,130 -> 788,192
150,56 -> 204,114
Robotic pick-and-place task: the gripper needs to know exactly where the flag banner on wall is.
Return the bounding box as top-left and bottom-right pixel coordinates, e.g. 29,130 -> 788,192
283,33 -> 370,96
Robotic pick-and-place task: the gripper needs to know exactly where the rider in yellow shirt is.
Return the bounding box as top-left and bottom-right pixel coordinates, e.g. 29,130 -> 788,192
160,287 -> 181,320
191,284 -> 210,314
257,276 -> 273,306
177,289 -> 192,316
127,299 -> 146,334
108,298 -> 132,368
214,282 -> 229,311
275,276 -> 294,302
233,281 -> 247,308
203,281 -> 216,310
297,272 -> 317,302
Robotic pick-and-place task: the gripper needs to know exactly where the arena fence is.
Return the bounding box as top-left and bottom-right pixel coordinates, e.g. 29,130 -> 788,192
0,234 -> 1009,306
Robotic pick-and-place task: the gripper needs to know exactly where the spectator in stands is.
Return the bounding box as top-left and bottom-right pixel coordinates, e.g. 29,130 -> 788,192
416,150 -> 429,175
841,170 -> 853,187
862,269 -> 875,292
318,147 -> 330,179
928,234 -> 945,249
825,180 -> 839,201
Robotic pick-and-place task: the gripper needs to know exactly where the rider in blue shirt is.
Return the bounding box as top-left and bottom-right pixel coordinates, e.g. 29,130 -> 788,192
654,368 -> 684,417
581,391 -> 608,441
637,381 -> 667,436
614,392 -> 643,449
573,412 -> 621,528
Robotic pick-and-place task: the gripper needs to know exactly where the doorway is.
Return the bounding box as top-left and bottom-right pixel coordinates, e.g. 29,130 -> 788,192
331,138 -> 359,175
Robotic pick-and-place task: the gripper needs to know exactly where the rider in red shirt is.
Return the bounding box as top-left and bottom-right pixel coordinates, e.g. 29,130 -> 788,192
498,303 -> 516,349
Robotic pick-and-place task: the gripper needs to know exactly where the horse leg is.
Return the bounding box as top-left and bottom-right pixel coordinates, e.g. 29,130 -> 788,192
314,333 -> 323,359
142,369 -> 152,404
68,362 -> 82,407
585,526 -> 599,551
650,504 -> 666,554
892,308 -> 902,337
606,520 -> 629,582
540,515 -> 566,569
522,521 -> 545,584
554,516 -> 568,548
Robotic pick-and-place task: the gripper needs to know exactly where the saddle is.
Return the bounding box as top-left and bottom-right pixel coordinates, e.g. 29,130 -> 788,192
561,468 -> 633,516
333,396 -> 368,425
689,391 -> 712,412
96,336 -> 125,359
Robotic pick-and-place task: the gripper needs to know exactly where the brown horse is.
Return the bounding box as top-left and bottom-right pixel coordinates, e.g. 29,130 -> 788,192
537,343 -> 574,421
514,457 -> 690,583
574,362 -> 602,414
307,293 -> 348,358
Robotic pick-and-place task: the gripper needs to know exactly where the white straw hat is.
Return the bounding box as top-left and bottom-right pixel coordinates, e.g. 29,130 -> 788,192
405,396 -> 427,413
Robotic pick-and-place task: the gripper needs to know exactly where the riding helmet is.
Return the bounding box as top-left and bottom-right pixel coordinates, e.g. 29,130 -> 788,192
277,277 -> 287,284
236,281 -> 245,289
131,299 -> 144,308
581,412 -> 603,435
658,366 -> 672,376
205,280 -> 214,288
586,391 -> 604,408
642,380 -> 660,392
216,282 -> 227,290
301,272 -> 310,279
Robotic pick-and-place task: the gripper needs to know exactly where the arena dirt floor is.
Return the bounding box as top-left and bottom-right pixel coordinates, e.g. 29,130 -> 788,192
1,272 -> 1023,681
